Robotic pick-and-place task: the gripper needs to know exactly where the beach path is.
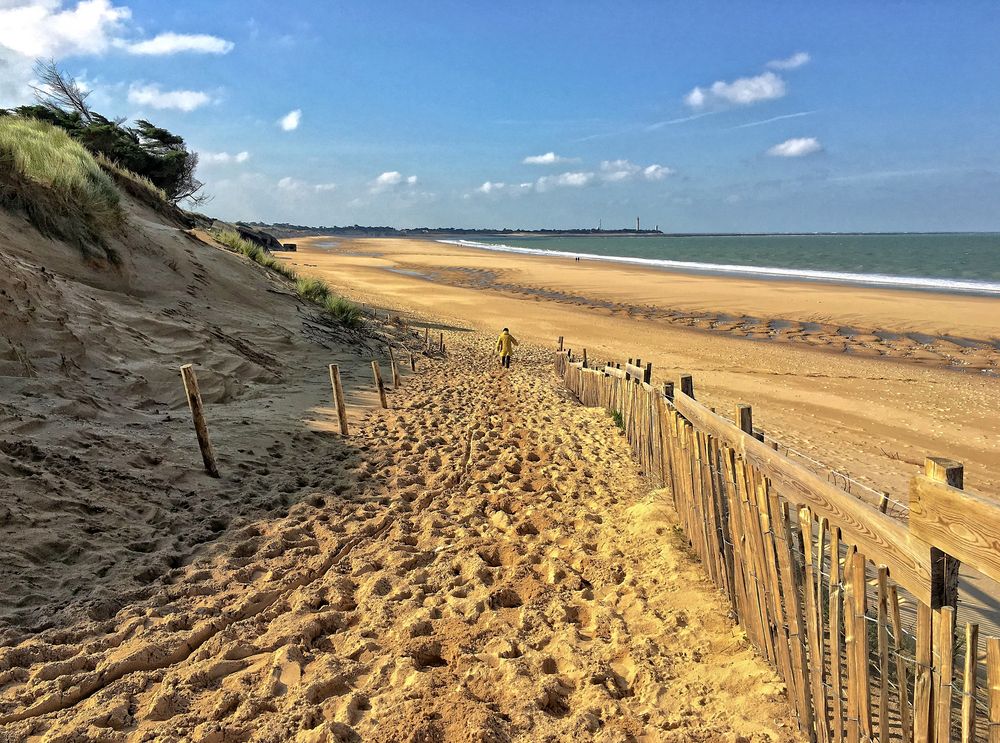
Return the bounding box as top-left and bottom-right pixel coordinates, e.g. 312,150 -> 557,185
0,337 -> 800,742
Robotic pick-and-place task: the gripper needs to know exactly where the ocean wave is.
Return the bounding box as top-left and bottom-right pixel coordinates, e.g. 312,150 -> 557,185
437,239 -> 1000,296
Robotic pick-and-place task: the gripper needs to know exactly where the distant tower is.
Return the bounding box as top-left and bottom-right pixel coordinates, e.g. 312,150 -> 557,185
636,217 -> 640,232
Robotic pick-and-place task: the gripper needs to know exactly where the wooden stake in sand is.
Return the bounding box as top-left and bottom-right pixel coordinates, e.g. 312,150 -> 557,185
409,352 -> 416,372
558,336 -> 564,351
371,360 -> 388,408
179,364 -> 220,478
439,332 -> 444,353
680,374 -> 694,399
388,346 -> 401,388
424,327 -> 429,349
328,363 -> 349,436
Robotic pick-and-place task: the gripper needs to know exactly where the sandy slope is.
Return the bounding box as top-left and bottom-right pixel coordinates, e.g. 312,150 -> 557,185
0,337 -> 799,741
0,203 -> 414,639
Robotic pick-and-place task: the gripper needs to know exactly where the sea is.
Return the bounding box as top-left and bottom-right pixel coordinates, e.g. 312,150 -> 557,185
438,233 -> 1000,296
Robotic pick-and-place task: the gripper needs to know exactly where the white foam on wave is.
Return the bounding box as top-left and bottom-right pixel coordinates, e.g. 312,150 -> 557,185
437,239 -> 1000,296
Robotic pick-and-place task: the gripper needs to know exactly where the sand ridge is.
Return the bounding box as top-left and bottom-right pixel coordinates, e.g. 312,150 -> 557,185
0,337 -> 800,742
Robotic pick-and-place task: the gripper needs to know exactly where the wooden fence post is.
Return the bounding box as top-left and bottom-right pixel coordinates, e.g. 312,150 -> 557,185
328,363 -> 349,435
925,456 -> 963,743
558,336 -> 564,351
439,332 -> 444,353
388,346 -> 401,387
663,381 -> 674,400
371,360 -> 388,408
736,404 -> 753,436
179,364 -> 220,478
424,327 -> 429,349
680,374 -> 694,398
583,348 -> 588,368
987,638 -> 1000,743
962,622 -> 979,743
644,362 -> 652,384
409,352 -> 416,372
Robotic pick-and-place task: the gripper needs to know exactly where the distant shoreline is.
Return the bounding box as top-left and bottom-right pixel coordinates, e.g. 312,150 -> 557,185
433,238 -> 1000,298
253,222 -> 999,240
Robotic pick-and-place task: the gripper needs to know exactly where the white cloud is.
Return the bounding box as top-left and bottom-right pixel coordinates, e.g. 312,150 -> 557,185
643,164 -> 673,180
535,171 -> 595,191
276,177 -> 336,192
369,171 -> 419,193
0,45 -> 34,107
685,71 -> 786,109
0,2 -> 232,59
201,150 -> 250,164
522,151 -> 577,165
767,137 -> 823,157
0,0 -> 131,58
0,2 -> 237,106
472,181 -> 535,197
121,32 -> 234,55
127,83 -> 211,111
767,52 -> 810,70
372,171 -> 402,190
279,109 -> 301,131
599,160 -> 674,183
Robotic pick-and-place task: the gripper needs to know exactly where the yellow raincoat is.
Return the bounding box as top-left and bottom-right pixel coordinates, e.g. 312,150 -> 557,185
496,330 -> 518,357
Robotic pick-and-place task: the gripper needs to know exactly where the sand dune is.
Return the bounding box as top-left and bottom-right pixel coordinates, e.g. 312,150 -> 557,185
0,339 -> 799,741
0,202 -> 412,639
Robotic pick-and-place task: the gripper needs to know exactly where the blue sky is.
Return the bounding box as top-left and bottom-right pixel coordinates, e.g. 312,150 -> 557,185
2,1 -> 999,231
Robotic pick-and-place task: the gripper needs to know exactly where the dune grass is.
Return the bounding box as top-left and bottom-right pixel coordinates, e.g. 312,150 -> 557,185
213,230 -> 362,328
0,117 -> 123,257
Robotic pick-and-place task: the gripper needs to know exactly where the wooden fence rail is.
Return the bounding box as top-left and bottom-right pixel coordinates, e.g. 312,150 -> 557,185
553,348 -> 1000,743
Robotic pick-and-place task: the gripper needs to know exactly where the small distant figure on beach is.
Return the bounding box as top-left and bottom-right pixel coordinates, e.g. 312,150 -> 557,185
496,327 -> 519,368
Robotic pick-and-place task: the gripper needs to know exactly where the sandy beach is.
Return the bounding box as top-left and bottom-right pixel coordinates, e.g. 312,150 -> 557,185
279,237 -> 1000,499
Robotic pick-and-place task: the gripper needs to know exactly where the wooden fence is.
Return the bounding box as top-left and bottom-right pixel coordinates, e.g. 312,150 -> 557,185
554,349 -> 1000,743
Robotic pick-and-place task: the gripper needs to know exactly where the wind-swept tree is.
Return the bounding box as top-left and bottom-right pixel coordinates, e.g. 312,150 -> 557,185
8,60 -> 206,204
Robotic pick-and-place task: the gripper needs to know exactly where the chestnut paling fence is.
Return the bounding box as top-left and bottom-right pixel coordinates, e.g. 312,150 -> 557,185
554,347 -> 1000,743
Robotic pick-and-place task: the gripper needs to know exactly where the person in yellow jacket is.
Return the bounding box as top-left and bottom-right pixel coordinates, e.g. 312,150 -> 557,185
496,327 -> 518,368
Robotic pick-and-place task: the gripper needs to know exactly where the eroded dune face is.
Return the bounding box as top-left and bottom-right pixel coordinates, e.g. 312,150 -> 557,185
0,339 -> 798,742
0,200 -> 388,638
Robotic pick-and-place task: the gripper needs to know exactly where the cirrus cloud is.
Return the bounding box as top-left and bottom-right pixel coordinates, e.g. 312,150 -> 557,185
767,136 -> 823,157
